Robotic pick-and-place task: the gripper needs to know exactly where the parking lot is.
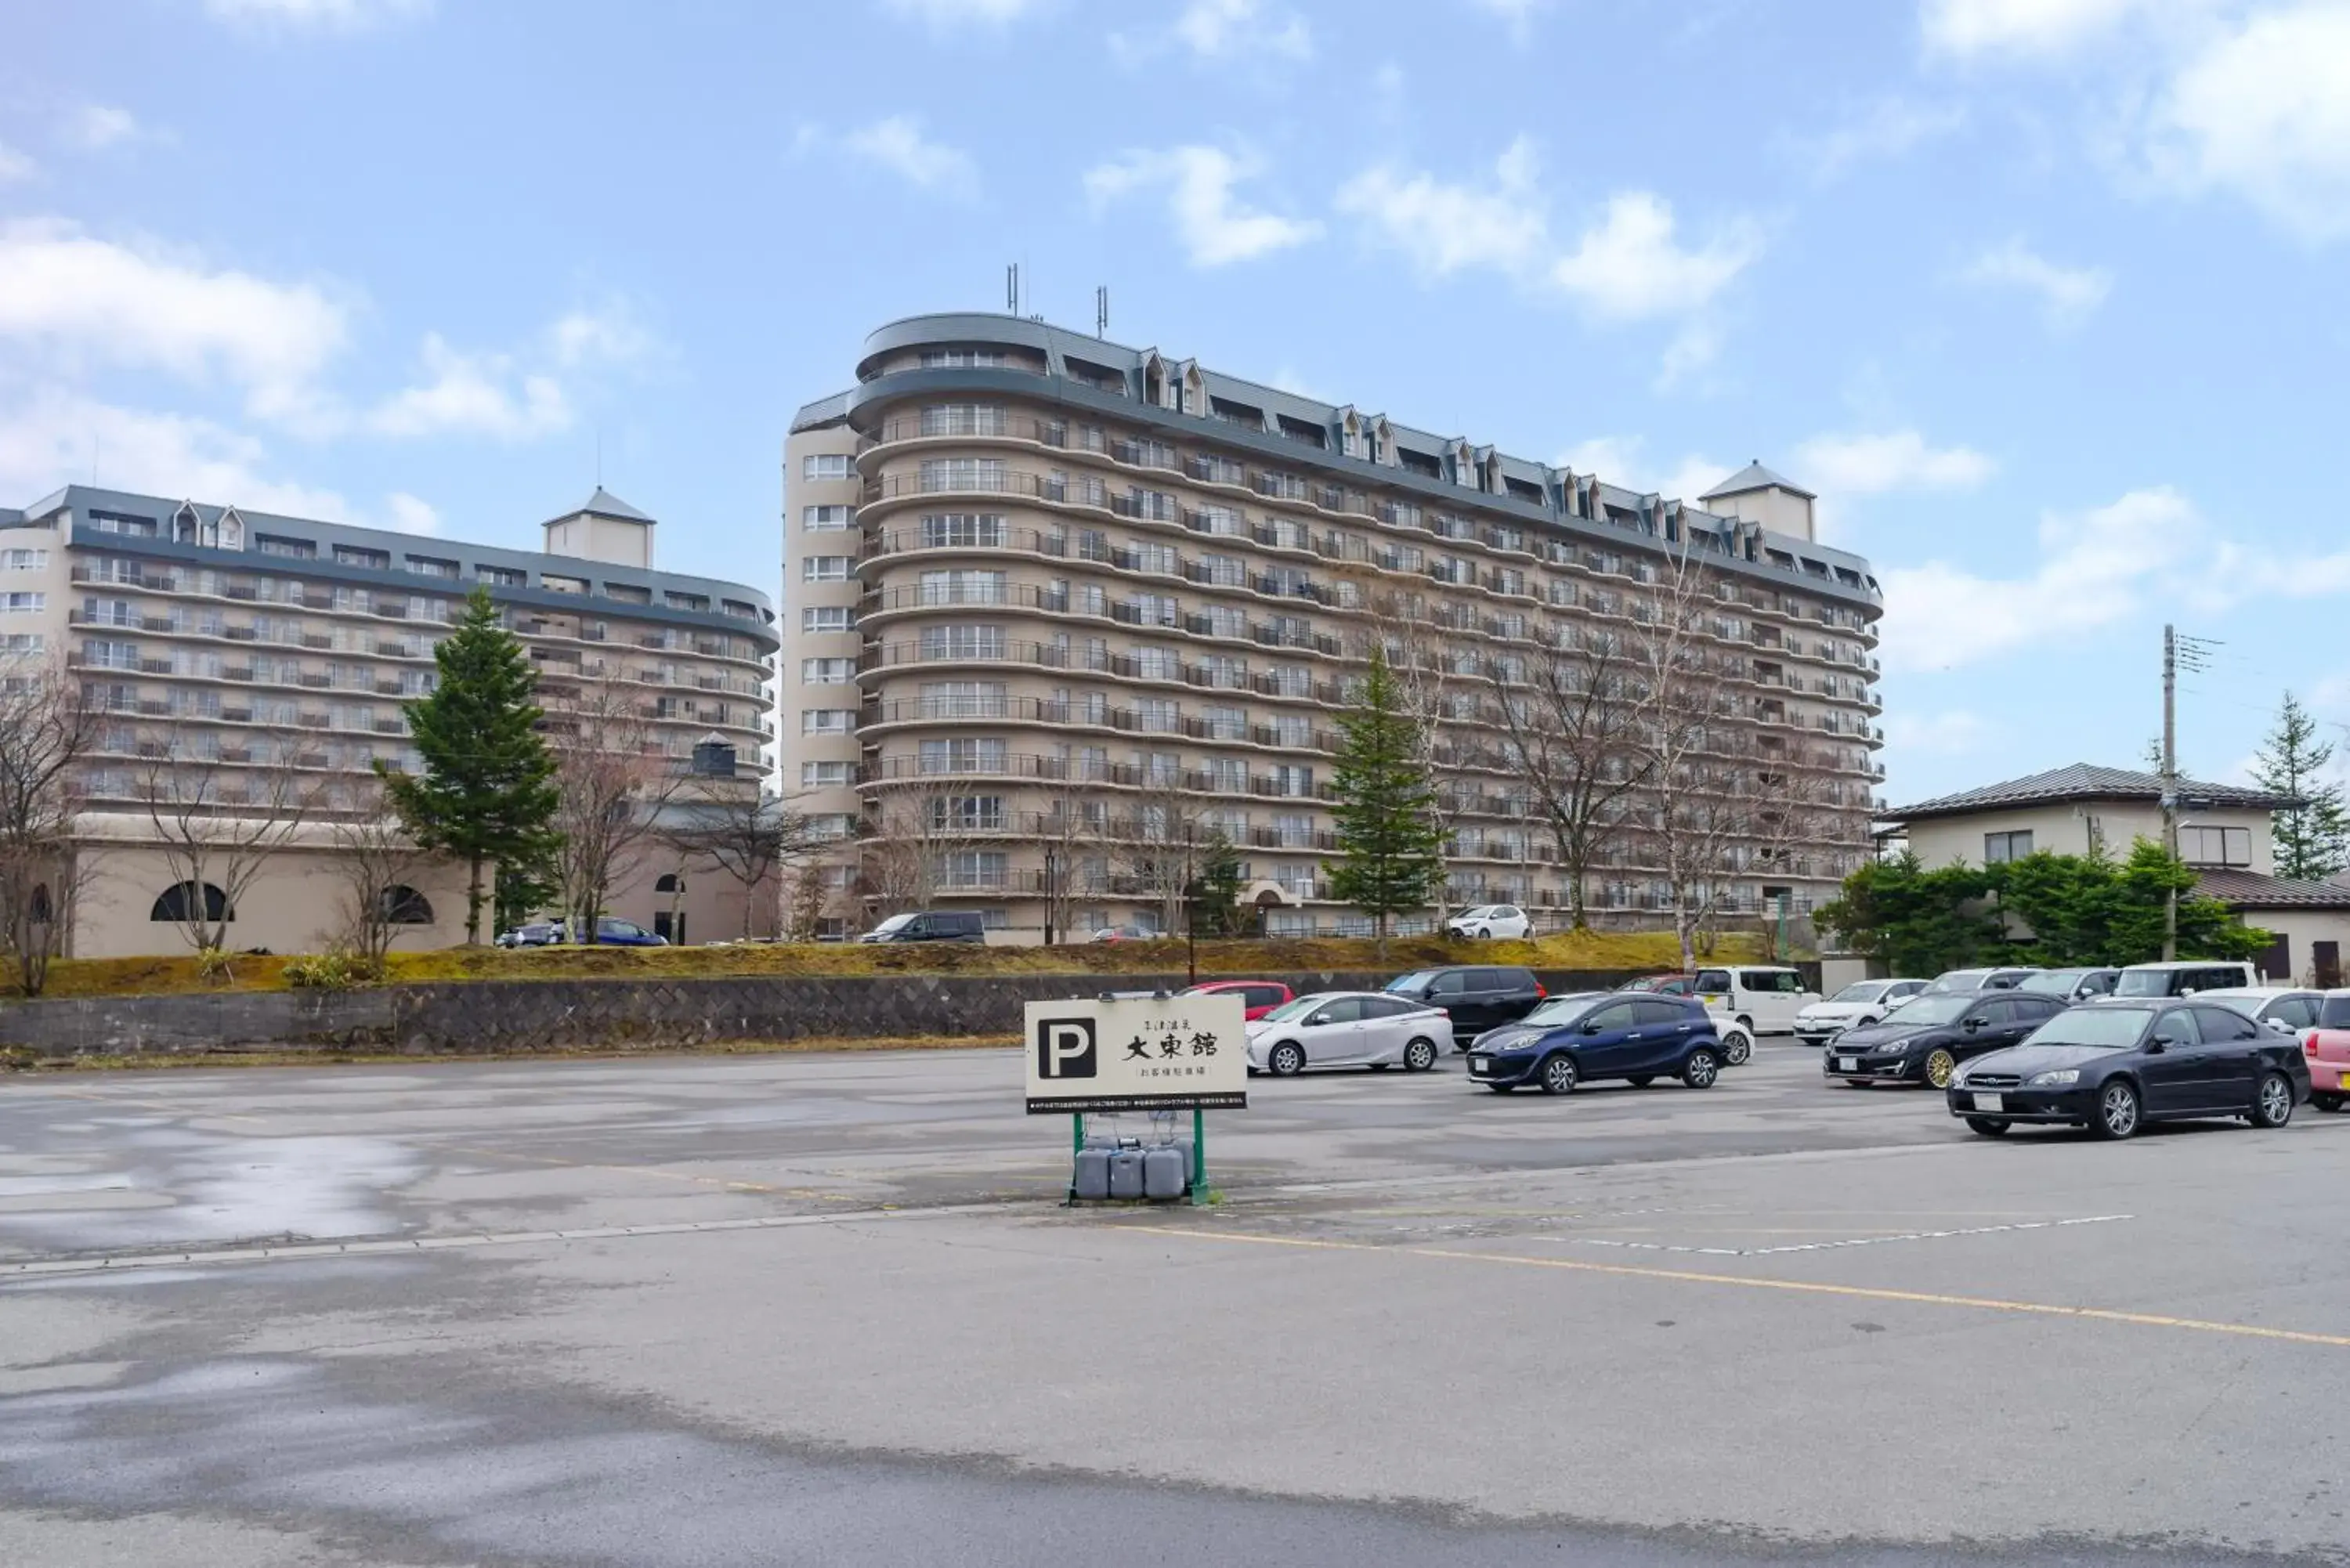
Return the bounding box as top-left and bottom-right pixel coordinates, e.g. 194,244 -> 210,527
4,1041 -> 2348,1566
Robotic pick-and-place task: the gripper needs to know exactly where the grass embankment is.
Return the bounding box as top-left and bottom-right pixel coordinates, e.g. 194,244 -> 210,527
20,928 -> 1762,1003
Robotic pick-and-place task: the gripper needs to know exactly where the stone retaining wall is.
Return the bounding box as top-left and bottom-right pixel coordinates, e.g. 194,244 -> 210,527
0,969 -> 1654,1059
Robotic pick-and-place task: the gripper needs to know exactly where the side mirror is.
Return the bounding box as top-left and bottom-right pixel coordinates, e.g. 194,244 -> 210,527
2146,1035 -> 2174,1053
1961,1017 -> 1983,1032
2265,1017 -> 2294,1034
1581,1021 -> 1607,1035
1307,1013 -> 1332,1027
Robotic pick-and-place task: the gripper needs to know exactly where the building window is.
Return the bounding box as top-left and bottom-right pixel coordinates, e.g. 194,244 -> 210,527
929,795 -> 1005,832
801,657 -> 854,684
253,533 -> 316,559
919,349 -> 1007,368
802,453 -> 853,481
380,885 -> 434,924
150,881 -> 231,923
920,404 -> 1008,437
935,850 -> 1007,888
919,623 -> 1003,660
1,548 -> 50,571
666,591 -> 710,612
803,606 -> 855,634
802,710 -> 856,735
476,565 -> 526,587
2,592 -> 47,613
542,574 -> 587,594
801,505 -> 855,531
2179,825 -> 2252,868
404,555 -> 459,579
919,513 -> 1006,549
1983,830 -> 2034,864
919,457 -> 1007,493
334,544 -> 390,569
801,761 -> 855,789
85,510 -> 159,537
802,556 -> 854,583
919,738 -> 1006,775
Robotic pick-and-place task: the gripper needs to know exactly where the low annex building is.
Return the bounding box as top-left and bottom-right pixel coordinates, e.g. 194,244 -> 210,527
1878,762 -> 2350,985
0,485 -> 781,958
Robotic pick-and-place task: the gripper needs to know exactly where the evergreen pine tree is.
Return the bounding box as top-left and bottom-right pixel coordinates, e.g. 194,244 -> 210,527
1329,650 -> 1444,956
382,586 -> 561,943
2251,691 -> 2349,881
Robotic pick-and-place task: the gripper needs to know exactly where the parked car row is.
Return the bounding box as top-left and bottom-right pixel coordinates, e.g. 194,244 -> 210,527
495,918 -> 667,948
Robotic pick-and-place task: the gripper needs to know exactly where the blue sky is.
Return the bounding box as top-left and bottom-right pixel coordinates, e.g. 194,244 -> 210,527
5,0 -> 2348,804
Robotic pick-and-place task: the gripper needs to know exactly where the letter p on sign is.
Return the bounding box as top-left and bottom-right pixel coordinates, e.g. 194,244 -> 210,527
1036,1017 -> 1097,1079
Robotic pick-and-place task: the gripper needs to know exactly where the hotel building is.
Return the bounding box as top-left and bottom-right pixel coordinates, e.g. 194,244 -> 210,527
783,313 -> 1884,940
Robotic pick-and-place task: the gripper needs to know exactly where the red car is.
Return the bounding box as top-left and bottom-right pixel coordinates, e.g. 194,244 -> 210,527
2306,992 -> 2350,1112
1623,974 -> 1699,997
1180,980 -> 1295,1021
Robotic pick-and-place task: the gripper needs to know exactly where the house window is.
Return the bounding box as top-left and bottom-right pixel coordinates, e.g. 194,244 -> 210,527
2179,825 -> 2252,868
1983,830 -> 2034,864
802,453 -> 853,481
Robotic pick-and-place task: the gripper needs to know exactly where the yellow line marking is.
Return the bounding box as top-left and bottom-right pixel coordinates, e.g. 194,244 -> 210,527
1120,1225 -> 2350,1349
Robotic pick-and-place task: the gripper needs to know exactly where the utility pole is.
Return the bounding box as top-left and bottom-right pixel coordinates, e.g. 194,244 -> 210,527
2161,623 -> 2179,961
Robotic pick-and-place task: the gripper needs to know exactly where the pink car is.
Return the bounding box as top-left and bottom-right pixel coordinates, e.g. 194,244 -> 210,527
2306,992 -> 2350,1113
1180,980 -> 1295,1021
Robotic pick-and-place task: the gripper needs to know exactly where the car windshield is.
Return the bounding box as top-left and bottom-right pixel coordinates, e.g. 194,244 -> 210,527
2113,970 -> 2175,996
1260,995 -> 1338,1023
870,914 -> 915,934
2022,1007 -> 2156,1048
1828,982 -> 1882,1003
2017,970 -> 2084,995
1923,970 -> 1988,992
1520,993 -> 1605,1025
1882,995 -> 1974,1026
1385,971 -> 1436,995
1460,906 -> 1499,919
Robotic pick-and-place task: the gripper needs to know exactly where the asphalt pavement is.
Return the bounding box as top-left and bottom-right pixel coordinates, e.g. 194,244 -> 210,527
2,1041 -> 2346,1566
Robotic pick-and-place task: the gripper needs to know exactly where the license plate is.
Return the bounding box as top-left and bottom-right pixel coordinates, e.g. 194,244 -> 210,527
1971,1092 -> 2005,1113
1469,1058 -> 1489,1076
1836,1057 -> 1857,1073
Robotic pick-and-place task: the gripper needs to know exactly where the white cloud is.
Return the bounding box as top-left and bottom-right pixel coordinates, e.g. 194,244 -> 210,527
2149,2 -> 2350,241
1334,139 -> 1759,321
384,491 -> 440,535
1787,98 -> 1966,182
1653,320 -> 1721,394
1174,0 -> 1311,58
1962,237 -> 2114,327
0,219 -> 349,427
1795,430 -> 1997,496
841,115 -> 978,195
547,303 -> 656,369
1085,146 -> 1321,267
1466,0 -> 1548,43
1919,0 -> 2165,57
69,105 -> 143,151
366,334 -> 569,441
204,0 -> 432,27
0,143 -> 34,183
1556,436 -> 1730,508
0,386 -> 349,522
880,0 -> 1043,27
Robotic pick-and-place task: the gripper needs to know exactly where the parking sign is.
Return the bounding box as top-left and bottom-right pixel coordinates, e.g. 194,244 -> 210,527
1022,994 -> 1249,1113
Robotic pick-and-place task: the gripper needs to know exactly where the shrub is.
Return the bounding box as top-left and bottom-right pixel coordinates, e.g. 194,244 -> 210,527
283,949 -> 383,990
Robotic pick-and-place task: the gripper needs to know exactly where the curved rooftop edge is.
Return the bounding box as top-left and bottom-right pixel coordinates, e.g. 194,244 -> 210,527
800,311 -> 1882,610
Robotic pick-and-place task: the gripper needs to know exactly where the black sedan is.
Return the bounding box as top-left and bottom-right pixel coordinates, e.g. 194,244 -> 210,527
1947,998 -> 2310,1140
1823,991 -> 2067,1089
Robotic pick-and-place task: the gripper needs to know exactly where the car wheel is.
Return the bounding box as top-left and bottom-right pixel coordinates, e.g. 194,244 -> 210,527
1267,1042 -> 1305,1078
1627,1075 -> 1655,1088
2251,1070 -> 2294,1129
2312,1091 -> 2345,1114
1965,1116 -> 2012,1137
2092,1078 -> 2142,1140
1721,1032 -> 1752,1067
1403,1038 -> 1438,1072
1923,1048 -> 1958,1090
1473,928 -> 1492,939
1539,1053 -> 1578,1095
1682,1047 -> 1720,1089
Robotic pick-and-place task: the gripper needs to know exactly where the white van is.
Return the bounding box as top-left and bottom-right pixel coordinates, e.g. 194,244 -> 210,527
1691,965 -> 1821,1035
2113,959 -> 2259,997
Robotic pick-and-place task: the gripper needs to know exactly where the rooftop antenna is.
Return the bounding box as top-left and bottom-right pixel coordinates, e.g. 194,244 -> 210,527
1096,285 -> 1108,338
1006,262 -> 1019,316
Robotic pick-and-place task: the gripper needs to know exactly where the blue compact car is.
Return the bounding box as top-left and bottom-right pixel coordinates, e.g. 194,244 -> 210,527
1463,992 -> 1728,1095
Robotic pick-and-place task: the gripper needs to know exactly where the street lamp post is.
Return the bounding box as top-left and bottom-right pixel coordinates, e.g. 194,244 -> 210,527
1043,846 -> 1060,946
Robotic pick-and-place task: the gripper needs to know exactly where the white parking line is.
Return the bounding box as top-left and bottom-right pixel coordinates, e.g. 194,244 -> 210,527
1567,1212 -> 2135,1257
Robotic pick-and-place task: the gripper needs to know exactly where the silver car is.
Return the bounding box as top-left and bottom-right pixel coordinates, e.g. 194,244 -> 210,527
1245,991 -> 1452,1077
1792,978 -> 1930,1046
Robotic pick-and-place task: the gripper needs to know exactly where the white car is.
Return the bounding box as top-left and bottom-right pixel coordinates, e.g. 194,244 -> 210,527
1704,1006 -> 1757,1067
1246,991 -> 1452,1076
1690,965 -> 1821,1035
1446,904 -> 1531,940
1792,978 -> 1931,1046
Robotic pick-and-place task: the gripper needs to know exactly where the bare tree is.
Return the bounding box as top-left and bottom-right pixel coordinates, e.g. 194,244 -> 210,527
0,654 -> 102,995
784,858 -> 830,941
660,781 -> 820,940
1035,786 -> 1099,943
1115,780 -> 1202,934
327,778 -> 437,967
547,679 -> 683,944
137,734 -> 320,959
856,782 -> 962,920
1491,621 -> 1652,930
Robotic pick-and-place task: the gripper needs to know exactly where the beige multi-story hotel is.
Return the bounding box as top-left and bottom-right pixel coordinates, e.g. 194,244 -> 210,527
0,485 -> 778,957
784,313 -> 1885,941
